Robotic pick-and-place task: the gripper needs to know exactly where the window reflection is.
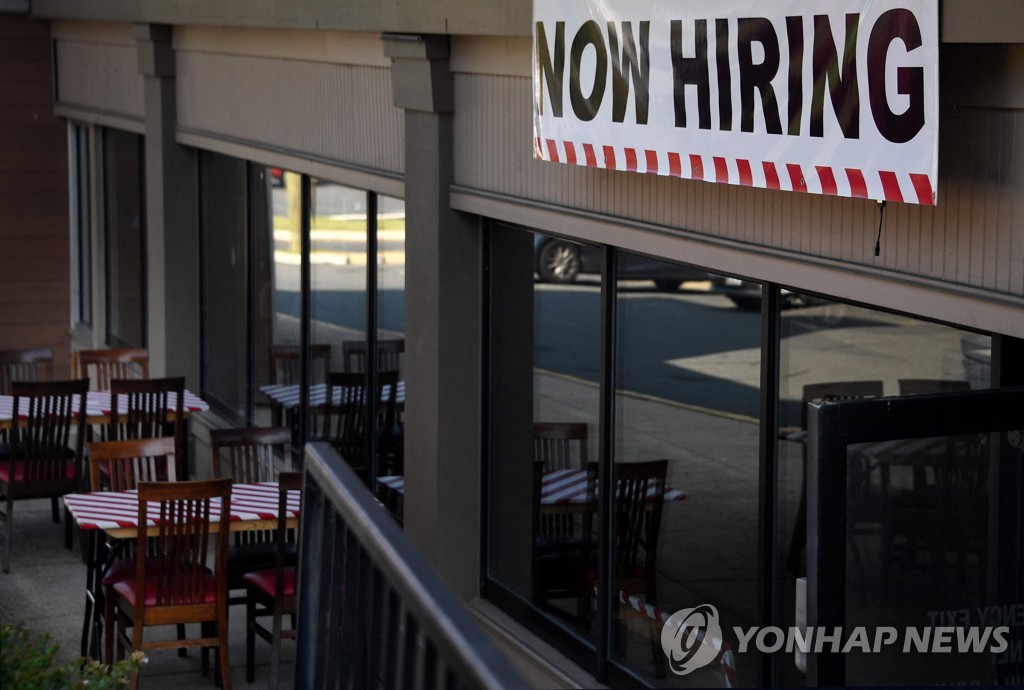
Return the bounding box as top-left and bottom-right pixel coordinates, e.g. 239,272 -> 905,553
103,129 -> 145,348
614,253 -> 761,685
70,123 -> 91,327
200,152 -> 248,421
488,227 -> 601,646
377,195 -> 405,478
775,295 -> 992,686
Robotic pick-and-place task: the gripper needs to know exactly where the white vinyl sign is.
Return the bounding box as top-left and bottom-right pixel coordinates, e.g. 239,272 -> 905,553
533,0 -> 939,204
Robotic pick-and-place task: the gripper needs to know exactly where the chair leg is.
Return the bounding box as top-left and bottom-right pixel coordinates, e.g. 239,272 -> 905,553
199,621 -> 210,677
218,609 -> 233,690
3,495 -> 13,573
64,507 -> 73,550
104,586 -> 116,664
648,618 -> 666,678
246,592 -> 256,684
177,623 -> 187,657
130,614 -> 144,689
51,496 -> 60,523
269,604 -> 283,690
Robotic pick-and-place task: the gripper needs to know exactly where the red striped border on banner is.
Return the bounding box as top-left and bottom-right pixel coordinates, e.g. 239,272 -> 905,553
535,139 -> 936,205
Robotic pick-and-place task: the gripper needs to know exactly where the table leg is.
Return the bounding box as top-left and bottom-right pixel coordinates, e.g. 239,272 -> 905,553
80,530 -> 97,659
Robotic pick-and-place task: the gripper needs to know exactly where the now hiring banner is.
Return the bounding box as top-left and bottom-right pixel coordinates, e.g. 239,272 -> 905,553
532,0 -> 939,205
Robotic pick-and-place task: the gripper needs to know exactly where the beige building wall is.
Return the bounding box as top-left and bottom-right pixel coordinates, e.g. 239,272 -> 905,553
174,27 -> 404,187
52,21 -> 144,131
451,37 -> 1024,335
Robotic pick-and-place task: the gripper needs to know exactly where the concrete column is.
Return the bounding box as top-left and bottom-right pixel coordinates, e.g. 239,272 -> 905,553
134,24 -> 199,385
384,34 -> 481,601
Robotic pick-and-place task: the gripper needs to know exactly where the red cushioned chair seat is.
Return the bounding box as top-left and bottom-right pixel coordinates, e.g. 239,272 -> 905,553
101,559 -> 137,587
0,459 -> 75,482
102,557 -> 202,587
112,573 -> 218,606
242,566 -> 296,598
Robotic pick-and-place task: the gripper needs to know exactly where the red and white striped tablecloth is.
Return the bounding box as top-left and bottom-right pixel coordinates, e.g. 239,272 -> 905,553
64,482 -> 300,532
378,469 -> 686,505
259,382 -> 405,409
0,390 -> 209,423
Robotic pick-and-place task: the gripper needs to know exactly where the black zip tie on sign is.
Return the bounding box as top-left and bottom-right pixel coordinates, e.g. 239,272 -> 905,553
874,200 -> 886,257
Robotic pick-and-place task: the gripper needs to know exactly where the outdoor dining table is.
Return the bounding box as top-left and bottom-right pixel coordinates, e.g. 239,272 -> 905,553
376,468 -> 686,517
0,389 -> 209,428
259,381 -> 405,409
63,481 -> 300,662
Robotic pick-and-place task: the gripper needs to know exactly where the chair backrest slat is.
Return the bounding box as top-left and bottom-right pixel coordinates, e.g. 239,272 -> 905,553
269,344 -> 332,386
136,478 -> 232,608
10,379 -> 89,488
0,348 -> 54,395
210,426 -> 291,484
533,422 -> 588,472
88,437 -> 177,492
73,348 -> 149,390
342,339 -> 404,375
609,459 -> 668,590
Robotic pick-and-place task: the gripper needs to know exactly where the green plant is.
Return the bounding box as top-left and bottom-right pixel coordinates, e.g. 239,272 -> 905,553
1,621 -> 144,689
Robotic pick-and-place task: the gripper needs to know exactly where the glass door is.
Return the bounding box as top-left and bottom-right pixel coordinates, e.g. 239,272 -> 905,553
807,387 -> 1024,686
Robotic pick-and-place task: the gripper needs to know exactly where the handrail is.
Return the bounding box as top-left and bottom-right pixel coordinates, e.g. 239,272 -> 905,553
296,442 -> 526,690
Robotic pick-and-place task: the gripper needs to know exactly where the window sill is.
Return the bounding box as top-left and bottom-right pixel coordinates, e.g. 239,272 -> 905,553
466,598 -> 604,690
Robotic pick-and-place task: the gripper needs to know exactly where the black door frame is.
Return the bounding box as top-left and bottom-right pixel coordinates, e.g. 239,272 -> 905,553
807,386 -> 1024,685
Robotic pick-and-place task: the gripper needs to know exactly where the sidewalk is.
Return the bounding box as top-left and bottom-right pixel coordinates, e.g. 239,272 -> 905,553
0,498 -> 294,689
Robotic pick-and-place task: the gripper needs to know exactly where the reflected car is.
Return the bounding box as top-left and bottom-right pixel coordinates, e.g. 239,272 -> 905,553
534,236 -> 709,291
710,275 -> 821,311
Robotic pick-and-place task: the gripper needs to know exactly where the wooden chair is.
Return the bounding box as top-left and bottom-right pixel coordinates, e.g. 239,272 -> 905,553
112,478 -> 233,689
534,422 -> 588,471
341,338 -> 404,374
108,377 -> 185,479
375,369 -> 402,476
531,460 -> 596,627
311,371 -> 399,481
610,459 -> 668,677
87,436 -> 178,663
0,347 -> 54,395
266,344 -> 331,438
0,379 -> 88,572
210,427 -> 294,607
533,422 -> 590,549
73,348 -> 149,390
243,471 -> 302,688
268,344 -> 331,386
88,436 -> 177,492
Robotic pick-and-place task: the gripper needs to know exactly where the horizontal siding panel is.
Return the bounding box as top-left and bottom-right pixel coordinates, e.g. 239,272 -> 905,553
177,52 -> 403,175
54,39 -> 143,118
454,73 -> 1024,301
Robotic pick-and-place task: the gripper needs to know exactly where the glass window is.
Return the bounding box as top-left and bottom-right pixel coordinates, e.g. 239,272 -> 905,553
487,227 -> 760,684
773,294 -> 992,686
197,158 -> 404,478
69,123 -> 91,328
488,228 -> 602,647
377,195 -> 406,477
200,152 -> 249,422
271,170 -> 303,354
103,129 -> 145,348
311,179 -> 367,377
613,252 -> 761,685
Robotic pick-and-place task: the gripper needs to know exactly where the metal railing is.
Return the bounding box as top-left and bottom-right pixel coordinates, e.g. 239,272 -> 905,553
296,442 -> 526,690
